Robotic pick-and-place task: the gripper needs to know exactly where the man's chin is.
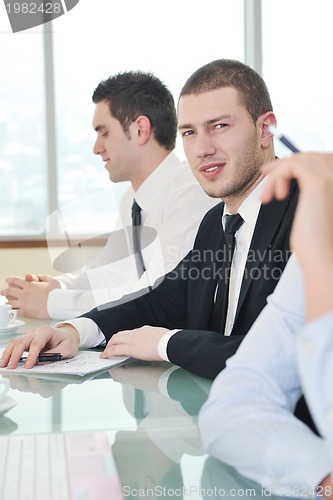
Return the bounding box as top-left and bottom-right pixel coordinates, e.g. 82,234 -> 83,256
202,185 -> 223,200
108,173 -> 122,183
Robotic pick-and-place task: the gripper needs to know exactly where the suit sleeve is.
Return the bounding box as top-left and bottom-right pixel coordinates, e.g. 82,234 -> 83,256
167,330 -> 245,379
80,252 -> 192,342
80,204 -> 222,343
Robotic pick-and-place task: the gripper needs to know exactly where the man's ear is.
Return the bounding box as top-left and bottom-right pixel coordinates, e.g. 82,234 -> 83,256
135,115 -> 151,145
258,112 -> 277,148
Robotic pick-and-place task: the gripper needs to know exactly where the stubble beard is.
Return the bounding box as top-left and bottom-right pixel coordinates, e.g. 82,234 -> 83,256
204,147 -> 263,202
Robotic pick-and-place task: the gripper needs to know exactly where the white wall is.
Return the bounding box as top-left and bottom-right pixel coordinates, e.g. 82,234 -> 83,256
0,248 -> 55,289
0,246 -> 102,289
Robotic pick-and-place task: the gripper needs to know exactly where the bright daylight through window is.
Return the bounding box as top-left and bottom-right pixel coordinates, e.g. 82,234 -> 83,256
0,0 -> 243,240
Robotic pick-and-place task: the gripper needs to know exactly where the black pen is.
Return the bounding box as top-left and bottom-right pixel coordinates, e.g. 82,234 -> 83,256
19,353 -> 63,363
269,125 -> 300,153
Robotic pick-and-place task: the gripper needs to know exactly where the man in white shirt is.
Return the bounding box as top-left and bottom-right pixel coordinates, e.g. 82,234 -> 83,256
199,152 -> 333,499
2,71 -> 217,319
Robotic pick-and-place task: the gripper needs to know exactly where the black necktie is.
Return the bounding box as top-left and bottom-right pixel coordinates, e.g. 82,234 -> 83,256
211,213 -> 244,333
131,200 -> 146,278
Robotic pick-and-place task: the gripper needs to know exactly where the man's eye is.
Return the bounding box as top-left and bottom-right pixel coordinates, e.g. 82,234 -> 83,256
214,123 -> 227,130
102,132 -> 109,137
182,130 -> 194,137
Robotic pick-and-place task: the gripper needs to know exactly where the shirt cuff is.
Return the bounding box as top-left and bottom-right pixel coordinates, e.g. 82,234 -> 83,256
54,318 -> 106,348
157,329 -> 181,361
54,277 -> 66,289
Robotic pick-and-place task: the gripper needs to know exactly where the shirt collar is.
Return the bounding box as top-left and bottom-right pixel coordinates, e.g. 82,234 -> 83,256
133,151 -> 181,213
223,176 -> 267,230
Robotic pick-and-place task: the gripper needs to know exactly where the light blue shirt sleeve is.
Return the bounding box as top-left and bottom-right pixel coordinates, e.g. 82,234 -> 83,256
199,255 -> 332,498
297,311 -> 333,472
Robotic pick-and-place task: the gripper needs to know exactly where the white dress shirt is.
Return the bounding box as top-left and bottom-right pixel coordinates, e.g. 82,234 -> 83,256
222,179 -> 264,336
48,151 -> 218,319
199,255 -> 333,498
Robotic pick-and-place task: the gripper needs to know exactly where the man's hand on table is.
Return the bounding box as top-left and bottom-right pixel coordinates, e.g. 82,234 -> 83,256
0,325 -> 80,369
101,325 -> 170,362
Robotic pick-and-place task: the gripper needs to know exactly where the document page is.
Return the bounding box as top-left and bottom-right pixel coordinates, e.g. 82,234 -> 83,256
0,348 -> 130,377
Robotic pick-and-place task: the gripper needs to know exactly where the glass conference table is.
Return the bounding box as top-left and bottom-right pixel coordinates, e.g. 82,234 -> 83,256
0,318 -> 300,500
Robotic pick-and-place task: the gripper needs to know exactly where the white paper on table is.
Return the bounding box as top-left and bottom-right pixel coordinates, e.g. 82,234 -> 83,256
0,348 -> 130,377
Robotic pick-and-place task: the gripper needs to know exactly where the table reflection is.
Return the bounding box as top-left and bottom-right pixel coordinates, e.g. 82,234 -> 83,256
201,457 -> 305,500
110,361 -> 212,499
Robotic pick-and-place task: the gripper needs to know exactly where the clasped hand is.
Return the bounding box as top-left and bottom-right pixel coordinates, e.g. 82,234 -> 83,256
1,273 -> 60,319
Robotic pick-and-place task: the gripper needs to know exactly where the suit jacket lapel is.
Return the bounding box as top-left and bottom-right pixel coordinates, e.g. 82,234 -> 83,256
189,203 -> 225,329
235,184 -> 296,316
195,231 -> 225,328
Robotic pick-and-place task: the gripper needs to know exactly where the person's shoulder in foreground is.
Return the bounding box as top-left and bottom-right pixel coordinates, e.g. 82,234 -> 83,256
199,152 -> 333,499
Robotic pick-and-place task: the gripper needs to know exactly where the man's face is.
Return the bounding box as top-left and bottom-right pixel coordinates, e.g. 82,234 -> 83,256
92,100 -> 139,183
178,87 -> 264,202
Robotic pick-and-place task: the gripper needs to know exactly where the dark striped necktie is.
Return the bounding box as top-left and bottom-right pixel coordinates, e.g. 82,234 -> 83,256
131,200 -> 146,278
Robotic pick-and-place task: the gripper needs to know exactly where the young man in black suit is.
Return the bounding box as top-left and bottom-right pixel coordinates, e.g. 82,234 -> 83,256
0,59 -> 297,377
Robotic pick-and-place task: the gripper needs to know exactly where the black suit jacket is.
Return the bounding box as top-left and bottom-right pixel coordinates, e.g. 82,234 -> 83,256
82,182 -> 298,379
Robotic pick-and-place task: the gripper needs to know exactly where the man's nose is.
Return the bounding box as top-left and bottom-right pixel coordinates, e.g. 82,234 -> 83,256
195,133 -> 216,157
93,136 -> 105,155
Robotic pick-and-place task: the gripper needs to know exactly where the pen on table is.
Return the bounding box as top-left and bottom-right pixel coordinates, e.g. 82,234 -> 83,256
269,125 -> 300,153
19,353 -> 63,363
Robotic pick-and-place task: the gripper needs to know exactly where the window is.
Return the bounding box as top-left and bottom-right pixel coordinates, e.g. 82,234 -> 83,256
0,25 -> 47,236
262,0 -> 333,156
1,0 -> 244,240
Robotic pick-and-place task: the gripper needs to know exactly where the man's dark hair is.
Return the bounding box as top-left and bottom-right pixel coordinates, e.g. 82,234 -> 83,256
93,71 -> 177,150
179,59 -> 273,124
